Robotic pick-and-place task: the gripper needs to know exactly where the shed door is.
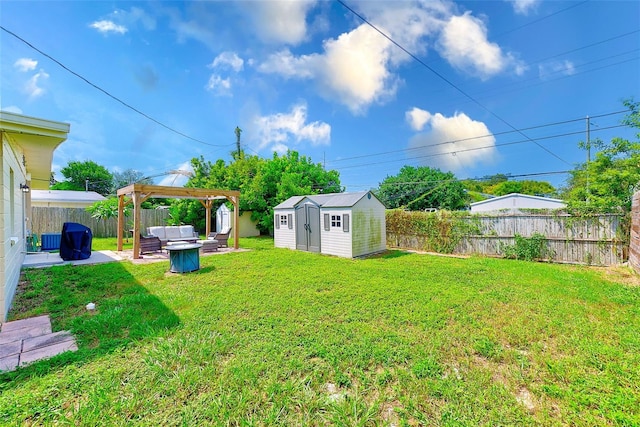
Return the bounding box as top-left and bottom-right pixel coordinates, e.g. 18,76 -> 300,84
295,203 -> 320,253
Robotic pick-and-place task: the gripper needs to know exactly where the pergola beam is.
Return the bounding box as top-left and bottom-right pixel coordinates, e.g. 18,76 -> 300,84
116,184 -> 240,259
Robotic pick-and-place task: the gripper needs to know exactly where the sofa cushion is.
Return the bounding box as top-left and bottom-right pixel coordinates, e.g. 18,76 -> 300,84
148,226 -> 166,239
165,227 -> 182,239
179,225 -> 195,238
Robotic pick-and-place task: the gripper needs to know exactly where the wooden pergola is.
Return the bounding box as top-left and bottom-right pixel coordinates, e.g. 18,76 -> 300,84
116,184 -> 240,259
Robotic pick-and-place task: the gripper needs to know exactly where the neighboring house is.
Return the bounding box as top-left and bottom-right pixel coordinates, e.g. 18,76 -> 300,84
216,204 -> 260,237
31,190 -> 106,208
0,112 -> 70,321
470,193 -> 566,213
274,191 -> 386,258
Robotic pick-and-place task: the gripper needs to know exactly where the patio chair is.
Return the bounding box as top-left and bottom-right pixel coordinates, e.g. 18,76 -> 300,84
140,234 -> 162,254
208,227 -> 232,247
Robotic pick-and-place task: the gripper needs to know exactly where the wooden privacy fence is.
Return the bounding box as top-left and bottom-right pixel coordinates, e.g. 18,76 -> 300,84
30,207 -> 171,238
387,211 -> 626,266
631,191 -> 640,274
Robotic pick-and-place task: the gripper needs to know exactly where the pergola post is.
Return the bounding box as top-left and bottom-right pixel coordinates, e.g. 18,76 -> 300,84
232,195 -> 239,249
132,190 -> 142,259
117,194 -> 124,251
205,200 -> 213,237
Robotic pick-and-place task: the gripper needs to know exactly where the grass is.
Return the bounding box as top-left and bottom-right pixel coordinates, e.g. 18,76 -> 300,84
1,237 -> 639,425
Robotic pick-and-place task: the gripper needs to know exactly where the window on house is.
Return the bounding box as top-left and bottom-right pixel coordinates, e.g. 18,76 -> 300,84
280,215 -> 288,227
331,214 -> 341,228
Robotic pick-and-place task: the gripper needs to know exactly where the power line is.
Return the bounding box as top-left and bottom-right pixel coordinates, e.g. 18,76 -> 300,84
494,1 -> 589,38
325,109 -> 629,166
331,124 -> 626,172
336,0 -> 571,166
0,25 -> 230,148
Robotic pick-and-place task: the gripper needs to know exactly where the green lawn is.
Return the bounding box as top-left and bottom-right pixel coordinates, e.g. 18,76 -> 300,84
1,237 -> 639,426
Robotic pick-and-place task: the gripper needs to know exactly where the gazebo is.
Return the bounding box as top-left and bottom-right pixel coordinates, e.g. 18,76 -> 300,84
116,184 -> 240,259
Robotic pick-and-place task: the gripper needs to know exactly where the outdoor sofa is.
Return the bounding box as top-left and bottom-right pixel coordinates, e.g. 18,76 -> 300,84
147,225 -> 199,246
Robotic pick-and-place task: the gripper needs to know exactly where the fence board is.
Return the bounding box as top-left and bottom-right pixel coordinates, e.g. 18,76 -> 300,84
387,213 -> 626,266
631,191 -> 640,274
31,207 -> 171,238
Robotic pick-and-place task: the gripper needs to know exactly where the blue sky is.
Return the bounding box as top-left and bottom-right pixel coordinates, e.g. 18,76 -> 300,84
1,1 -> 639,191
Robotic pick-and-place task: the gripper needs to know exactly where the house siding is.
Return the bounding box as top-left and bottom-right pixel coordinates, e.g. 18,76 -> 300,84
274,208 -> 296,249
1,133 -> 28,321
351,196 -> 386,257
320,208 -> 353,258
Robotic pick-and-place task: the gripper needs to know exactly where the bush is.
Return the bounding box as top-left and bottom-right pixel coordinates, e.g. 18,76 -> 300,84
499,232 -> 552,261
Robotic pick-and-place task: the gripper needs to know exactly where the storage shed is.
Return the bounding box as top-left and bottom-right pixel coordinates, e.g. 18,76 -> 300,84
273,191 -> 386,258
470,193 -> 566,213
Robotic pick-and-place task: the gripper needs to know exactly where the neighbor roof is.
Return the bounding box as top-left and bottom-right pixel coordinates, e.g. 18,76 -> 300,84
274,191 -> 375,209
31,190 -> 106,203
470,193 -> 565,208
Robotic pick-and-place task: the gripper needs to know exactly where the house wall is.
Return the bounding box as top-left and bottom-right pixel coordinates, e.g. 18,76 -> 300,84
351,196 -> 386,257
233,211 -> 261,238
631,191 -> 640,274
320,207 -> 353,258
274,209 -> 296,249
1,133 -> 28,321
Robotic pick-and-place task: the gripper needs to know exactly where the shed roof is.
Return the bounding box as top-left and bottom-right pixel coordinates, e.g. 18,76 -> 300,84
274,191 -> 376,209
31,189 -> 106,203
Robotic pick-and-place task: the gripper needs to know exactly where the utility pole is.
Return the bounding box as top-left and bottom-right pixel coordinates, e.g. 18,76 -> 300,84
586,116 -> 590,204
235,126 -> 242,159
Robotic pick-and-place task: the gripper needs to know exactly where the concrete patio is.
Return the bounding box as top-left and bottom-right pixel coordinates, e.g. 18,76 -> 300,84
0,315 -> 77,372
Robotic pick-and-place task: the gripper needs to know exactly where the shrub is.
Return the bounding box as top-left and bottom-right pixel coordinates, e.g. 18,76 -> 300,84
499,232 -> 552,261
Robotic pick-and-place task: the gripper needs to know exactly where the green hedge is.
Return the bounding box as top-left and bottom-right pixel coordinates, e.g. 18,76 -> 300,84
386,209 -> 481,253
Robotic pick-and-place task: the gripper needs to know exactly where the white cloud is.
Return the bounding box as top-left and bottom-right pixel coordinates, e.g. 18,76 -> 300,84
259,25 -> 398,114
437,12 -> 524,79
245,0 -> 317,45
24,70 -> 49,98
205,74 -> 232,96
258,49 -> 316,79
90,20 -> 128,35
258,2 -> 523,114
253,103 -> 330,152
538,60 -> 575,80
113,6 -> 156,31
157,162 -> 193,187
407,110 -> 497,172
406,107 -> 432,131
508,0 -> 540,15
210,52 -> 244,72
1,106 -> 23,114
14,58 -> 37,72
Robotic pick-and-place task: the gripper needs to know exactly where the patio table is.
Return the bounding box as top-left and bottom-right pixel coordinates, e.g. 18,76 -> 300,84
166,243 -> 202,273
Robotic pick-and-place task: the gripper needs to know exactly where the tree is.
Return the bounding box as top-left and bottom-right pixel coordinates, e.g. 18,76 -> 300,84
170,150 -> 342,234
112,169 -> 153,192
52,160 -> 113,196
86,197 -> 132,237
376,166 -> 467,211
485,180 -> 556,197
563,99 -> 640,212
